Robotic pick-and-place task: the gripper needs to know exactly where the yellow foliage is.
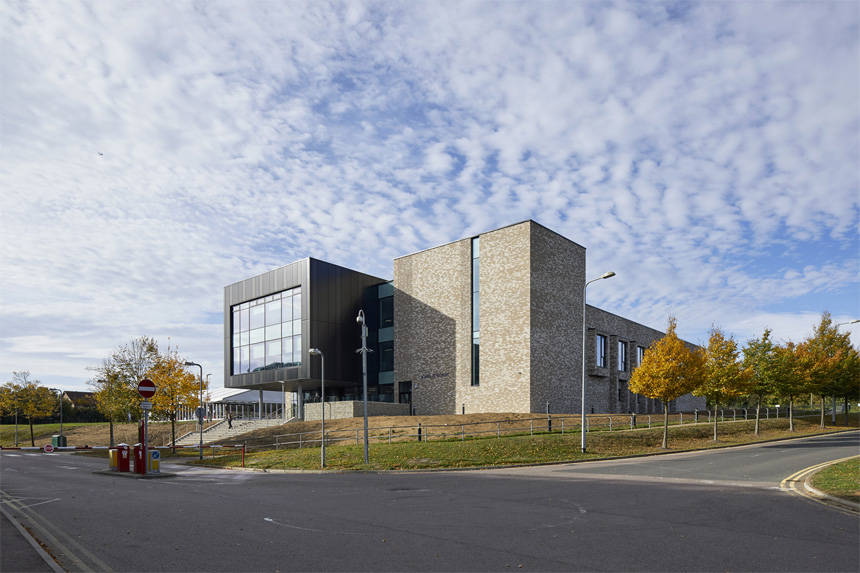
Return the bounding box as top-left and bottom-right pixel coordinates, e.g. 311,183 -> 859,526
629,317 -> 704,403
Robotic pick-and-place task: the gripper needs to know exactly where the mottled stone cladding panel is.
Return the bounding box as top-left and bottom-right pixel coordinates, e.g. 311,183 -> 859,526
472,223 -> 533,413
529,223 -> 586,414
393,239 -> 471,416
304,401 -> 410,421
585,306 -> 705,413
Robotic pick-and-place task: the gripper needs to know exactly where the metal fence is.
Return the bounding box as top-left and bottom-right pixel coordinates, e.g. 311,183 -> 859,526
231,408 -> 820,452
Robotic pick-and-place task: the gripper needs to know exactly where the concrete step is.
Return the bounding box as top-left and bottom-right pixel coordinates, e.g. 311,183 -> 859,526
173,418 -> 294,446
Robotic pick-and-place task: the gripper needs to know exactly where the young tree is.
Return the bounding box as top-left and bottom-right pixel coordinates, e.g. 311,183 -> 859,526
9,372 -> 55,446
150,343 -> 202,450
797,312 -> 854,428
695,326 -> 751,441
771,342 -> 804,431
629,317 -> 705,448
0,381 -> 23,444
743,328 -> 777,435
831,345 -> 860,424
88,336 -> 160,438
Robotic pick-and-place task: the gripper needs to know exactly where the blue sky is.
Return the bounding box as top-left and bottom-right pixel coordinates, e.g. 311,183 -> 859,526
2,1 -> 858,393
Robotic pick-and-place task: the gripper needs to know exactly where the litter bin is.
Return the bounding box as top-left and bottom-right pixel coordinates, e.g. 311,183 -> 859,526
51,435 -> 67,448
110,444 -> 131,472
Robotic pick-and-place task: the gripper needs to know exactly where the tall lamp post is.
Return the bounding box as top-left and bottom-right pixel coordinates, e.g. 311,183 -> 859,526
184,361 -> 204,461
309,348 -> 325,467
357,310 -> 371,464
581,271 -> 616,454
51,389 -> 63,440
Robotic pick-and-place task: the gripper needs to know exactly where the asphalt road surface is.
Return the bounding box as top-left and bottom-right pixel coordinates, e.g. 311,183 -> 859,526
1,431 -> 858,572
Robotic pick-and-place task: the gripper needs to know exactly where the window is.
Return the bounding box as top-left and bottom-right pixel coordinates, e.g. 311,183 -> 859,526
471,237 -> 480,386
379,296 -> 393,328
618,341 -> 627,371
596,334 -> 607,368
637,346 -> 645,367
379,341 -> 394,372
231,287 -> 302,375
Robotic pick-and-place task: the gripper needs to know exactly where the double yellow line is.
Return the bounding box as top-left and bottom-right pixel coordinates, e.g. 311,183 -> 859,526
780,456 -> 859,513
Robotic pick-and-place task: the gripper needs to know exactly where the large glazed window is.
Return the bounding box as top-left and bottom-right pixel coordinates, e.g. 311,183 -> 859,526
231,288 -> 302,375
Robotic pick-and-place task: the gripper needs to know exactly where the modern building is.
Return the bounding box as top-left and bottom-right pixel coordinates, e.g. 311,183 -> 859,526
223,221 -> 704,419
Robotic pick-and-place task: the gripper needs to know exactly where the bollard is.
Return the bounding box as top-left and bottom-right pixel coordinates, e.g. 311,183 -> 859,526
417,423 -> 422,442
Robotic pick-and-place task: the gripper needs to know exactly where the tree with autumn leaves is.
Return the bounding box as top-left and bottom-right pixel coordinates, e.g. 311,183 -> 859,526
0,372 -> 56,446
629,316 -> 704,449
795,312 -> 859,429
88,336 -> 204,447
694,327 -> 751,442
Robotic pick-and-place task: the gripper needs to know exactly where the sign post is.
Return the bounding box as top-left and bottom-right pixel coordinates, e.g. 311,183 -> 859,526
137,379 -> 157,475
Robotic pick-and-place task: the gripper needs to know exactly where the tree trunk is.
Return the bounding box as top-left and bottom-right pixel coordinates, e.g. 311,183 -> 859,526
29,418 -> 35,446
754,395 -> 762,436
845,397 -> 851,425
819,396 -> 826,429
789,398 -> 794,432
662,405 -> 669,449
171,413 -> 176,454
109,419 -> 114,447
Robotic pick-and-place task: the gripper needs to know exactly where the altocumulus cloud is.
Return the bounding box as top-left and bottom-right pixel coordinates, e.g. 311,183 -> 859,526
1,0 -> 857,391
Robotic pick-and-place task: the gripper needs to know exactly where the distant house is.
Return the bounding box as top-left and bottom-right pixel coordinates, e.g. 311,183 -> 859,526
62,391 -> 96,409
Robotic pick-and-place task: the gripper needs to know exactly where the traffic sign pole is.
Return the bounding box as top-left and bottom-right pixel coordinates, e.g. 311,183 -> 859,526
137,379 -> 156,476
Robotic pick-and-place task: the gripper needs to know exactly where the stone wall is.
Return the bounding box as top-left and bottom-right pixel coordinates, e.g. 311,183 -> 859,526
393,238 -> 471,415
304,401 -> 411,421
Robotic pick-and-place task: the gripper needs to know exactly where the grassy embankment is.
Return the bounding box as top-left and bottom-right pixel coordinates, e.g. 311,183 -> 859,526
192,414 -> 858,471
810,457 -> 860,504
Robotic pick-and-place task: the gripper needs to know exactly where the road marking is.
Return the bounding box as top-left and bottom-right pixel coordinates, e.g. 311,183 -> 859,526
0,490 -> 113,572
263,517 -> 372,535
17,498 -> 61,509
780,455 -> 859,513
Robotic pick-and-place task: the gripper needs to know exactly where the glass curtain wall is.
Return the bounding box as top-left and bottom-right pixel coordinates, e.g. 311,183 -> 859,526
231,288 -> 302,375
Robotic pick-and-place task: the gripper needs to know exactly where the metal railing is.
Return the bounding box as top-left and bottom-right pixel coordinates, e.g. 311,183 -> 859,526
227,408 -> 822,452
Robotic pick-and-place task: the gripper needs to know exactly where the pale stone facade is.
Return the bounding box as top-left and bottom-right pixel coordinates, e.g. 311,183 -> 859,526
394,220 -> 705,416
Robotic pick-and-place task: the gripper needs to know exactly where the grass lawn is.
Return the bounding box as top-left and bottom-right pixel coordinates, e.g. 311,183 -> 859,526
190,415 -> 858,471
810,457 -> 860,504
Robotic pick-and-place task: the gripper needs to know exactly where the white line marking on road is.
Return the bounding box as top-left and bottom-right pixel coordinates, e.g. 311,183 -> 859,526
263,517 -> 372,535
19,498 -> 62,509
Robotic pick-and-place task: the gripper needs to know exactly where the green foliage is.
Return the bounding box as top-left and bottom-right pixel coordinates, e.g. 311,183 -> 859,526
796,312 -> 858,428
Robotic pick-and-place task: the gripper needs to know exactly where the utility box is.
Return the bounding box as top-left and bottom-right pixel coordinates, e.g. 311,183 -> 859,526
110,444 -> 131,472
133,444 -> 145,475
51,435 -> 67,448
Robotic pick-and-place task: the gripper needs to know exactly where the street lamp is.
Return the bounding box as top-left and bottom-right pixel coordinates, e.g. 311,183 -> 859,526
51,388 -> 63,439
581,271 -> 616,454
356,310 -> 371,464
309,348 -> 325,468
184,361 -> 204,461
835,319 -> 859,327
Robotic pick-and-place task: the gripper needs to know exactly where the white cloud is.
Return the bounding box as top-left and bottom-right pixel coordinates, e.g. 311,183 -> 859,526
1,0 -> 857,392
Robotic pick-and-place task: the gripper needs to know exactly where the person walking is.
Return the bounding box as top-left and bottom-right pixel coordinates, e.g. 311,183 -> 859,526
227,411 -> 233,429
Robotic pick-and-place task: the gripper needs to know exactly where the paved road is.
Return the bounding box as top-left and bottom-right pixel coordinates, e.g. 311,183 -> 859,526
1,431 -> 858,572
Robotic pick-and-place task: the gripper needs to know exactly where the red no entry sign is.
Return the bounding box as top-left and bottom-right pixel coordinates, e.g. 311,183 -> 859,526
138,379 -> 156,398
